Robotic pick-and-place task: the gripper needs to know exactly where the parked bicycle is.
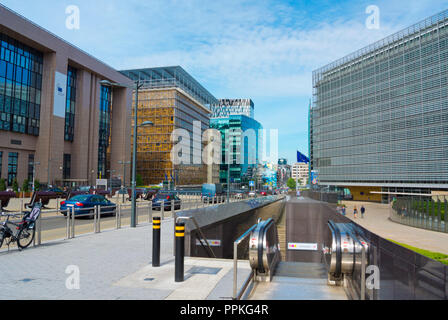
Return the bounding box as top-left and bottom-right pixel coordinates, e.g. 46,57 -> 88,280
0,203 -> 42,250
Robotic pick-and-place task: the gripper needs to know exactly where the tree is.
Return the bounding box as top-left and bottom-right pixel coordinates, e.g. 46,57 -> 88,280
12,178 -> 19,192
136,174 -> 144,187
34,179 -> 40,192
286,178 -> 296,190
0,178 -> 5,191
22,179 -> 30,193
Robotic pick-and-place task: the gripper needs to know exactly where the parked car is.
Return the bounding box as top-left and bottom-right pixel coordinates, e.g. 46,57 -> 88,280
259,191 -> 267,196
44,187 -> 67,198
60,194 -> 116,218
248,191 -> 256,197
152,193 -> 181,211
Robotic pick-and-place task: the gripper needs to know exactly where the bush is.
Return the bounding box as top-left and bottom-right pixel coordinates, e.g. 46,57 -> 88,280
22,179 -> 30,193
0,178 -> 5,191
34,179 -> 40,192
12,178 -> 19,192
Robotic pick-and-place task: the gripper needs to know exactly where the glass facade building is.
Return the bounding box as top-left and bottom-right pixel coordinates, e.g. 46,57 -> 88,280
64,66 -> 77,142
98,85 -> 113,179
210,99 -> 254,119
210,115 -> 262,184
0,32 -> 42,136
311,10 -> 448,197
120,66 -> 218,185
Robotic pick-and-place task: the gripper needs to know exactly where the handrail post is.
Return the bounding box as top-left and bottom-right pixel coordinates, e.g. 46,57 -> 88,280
97,205 -> 101,233
93,206 -> 97,233
71,206 -> 75,239
233,241 -> 238,299
66,209 -> 70,239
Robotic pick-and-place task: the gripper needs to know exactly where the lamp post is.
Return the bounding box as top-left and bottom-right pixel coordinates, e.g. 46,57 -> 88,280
31,161 -> 40,192
118,160 -> 131,203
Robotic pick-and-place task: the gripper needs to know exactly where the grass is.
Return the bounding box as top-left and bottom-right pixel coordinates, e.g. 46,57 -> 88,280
387,239 -> 448,266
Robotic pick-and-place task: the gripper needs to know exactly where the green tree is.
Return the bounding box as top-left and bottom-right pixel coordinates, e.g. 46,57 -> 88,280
287,178 -> 296,190
136,174 -> 144,187
0,178 -> 6,191
12,178 -> 19,192
34,179 -> 40,192
22,179 -> 30,193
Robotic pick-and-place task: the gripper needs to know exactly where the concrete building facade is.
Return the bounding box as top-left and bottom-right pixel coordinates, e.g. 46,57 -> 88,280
0,4 -> 133,188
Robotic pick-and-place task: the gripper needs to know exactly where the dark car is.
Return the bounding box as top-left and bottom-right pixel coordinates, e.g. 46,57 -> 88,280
152,193 -> 181,211
60,194 -> 116,218
45,187 -> 67,198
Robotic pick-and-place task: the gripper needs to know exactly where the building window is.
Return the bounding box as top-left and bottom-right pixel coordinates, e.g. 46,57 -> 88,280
28,154 -> 34,182
98,85 -> 112,178
64,66 -> 77,141
0,32 -> 43,136
7,152 -> 18,186
63,154 -> 71,180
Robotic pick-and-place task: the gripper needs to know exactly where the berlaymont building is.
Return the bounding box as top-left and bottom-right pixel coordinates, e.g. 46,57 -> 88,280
0,4 -> 133,188
310,10 -> 448,203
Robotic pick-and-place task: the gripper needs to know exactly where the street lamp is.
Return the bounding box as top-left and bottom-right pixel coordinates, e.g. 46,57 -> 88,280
100,79 -> 153,228
31,161 -> 40,192
118,160 -> 131,203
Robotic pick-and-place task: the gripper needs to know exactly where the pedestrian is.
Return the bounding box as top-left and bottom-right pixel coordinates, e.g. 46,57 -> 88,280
353,206 -> 358,218
360,205 -> 365,218
342,206 -> 346,216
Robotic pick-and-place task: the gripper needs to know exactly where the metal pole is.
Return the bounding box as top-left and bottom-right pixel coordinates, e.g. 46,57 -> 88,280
152,216 -> 161,267
233,241 -> 238,299
71,206 -> 75,239
175,221 -> 185,282
97,205 -> 101,233
94,206 -> 97,233
66,209 -> 70,239
131,81 -> 140,228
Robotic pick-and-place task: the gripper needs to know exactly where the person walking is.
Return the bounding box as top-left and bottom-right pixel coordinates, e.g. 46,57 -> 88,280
353,206 -> 358,219
360,205 -> 365,218
342,206 -> 346,216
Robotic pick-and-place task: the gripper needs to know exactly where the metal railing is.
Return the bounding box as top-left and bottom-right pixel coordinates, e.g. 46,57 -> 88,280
233,223 -> 258,300
390,196 -> 448,233
0,191 -> 259,251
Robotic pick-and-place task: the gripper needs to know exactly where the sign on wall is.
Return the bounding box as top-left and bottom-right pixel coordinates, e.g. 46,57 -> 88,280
288,242 -> 318,251
53,71 -> 67,118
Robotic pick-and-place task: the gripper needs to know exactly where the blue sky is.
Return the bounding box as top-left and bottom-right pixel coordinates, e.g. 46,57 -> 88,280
1,0 -> 448,163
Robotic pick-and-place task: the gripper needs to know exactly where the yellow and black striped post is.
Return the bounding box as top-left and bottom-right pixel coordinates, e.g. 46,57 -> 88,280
175,221 -> 185,282
152,217 -> 161,267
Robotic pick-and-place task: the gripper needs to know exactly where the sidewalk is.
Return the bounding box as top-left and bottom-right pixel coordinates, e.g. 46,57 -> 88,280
0,217 -> 251,300
340,201 -> 448,255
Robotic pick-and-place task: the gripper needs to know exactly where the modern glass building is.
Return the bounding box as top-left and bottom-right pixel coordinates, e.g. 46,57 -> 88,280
210,99 -> 254,119
210,115 -> 262,184
311,10 -> 448,202
120,66 -> 219,185
0,4 -> 133,187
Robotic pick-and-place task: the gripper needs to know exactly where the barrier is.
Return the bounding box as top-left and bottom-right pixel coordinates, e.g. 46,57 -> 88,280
152,216 -> 161,267
0,191 -> 17,210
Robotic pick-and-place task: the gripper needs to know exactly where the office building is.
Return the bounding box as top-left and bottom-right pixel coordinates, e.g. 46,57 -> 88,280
292,162 -> 309,186
210,99 -> 254,119
0,4 -> 132,188
311,10 -> 448,202
210,115 -> 262,185
120,66 -> 219,185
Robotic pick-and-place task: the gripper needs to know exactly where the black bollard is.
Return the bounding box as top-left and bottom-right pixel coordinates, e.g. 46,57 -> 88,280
175,221 -> 185,282
152,216 -> 161,267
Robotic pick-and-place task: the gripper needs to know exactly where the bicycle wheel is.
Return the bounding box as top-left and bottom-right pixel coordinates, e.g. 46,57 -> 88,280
17,224 -> 35,249
0,228 -> 4,248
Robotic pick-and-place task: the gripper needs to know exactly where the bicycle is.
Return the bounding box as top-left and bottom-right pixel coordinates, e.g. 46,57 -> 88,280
0,204 -> 42,250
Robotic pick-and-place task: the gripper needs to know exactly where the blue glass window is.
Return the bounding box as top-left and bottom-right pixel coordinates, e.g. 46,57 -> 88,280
64,66 -> 77,141
0,32 -> 43,136
98,85 -> 112,178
